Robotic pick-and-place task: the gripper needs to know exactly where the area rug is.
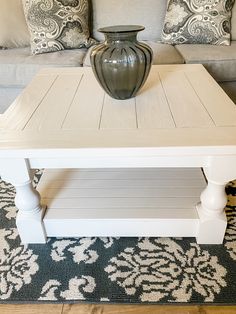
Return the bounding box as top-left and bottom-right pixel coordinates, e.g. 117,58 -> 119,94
0,171 -> 236,304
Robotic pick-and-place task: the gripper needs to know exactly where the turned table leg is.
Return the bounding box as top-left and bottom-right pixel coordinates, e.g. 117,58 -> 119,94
197,157 -> 236,244
0,159 -> 46,244
196,180 -> 227,244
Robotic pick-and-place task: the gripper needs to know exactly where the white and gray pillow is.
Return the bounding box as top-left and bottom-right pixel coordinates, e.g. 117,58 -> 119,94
23,0 -> 95,55
162,0 -> 235,45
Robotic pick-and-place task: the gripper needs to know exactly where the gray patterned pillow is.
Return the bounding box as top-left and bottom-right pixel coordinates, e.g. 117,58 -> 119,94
23,0 -> 95,54
162,0 -> 235,45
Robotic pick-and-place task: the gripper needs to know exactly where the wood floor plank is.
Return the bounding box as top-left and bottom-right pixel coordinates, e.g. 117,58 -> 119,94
1,304 -> 236,314
62,304 -> 236,314
62,304 -> 201,314
200,306 -> 236,314
0,304 -> 63,314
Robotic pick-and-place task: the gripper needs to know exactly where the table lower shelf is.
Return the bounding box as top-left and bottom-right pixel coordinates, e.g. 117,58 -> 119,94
37,168 -> 206,238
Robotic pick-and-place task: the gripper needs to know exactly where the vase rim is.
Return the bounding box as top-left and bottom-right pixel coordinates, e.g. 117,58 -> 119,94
98,25 -> 145,34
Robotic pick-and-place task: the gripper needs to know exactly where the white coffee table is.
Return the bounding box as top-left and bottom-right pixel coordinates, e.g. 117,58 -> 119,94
0,64 -> 236,244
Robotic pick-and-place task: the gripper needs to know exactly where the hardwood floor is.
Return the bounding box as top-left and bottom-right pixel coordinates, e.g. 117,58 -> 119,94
1,304 -> 236,314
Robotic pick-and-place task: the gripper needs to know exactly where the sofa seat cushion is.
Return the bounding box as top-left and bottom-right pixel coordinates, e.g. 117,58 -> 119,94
0,86 -> 24,114
0,47 -> 86,86
220,81 -> 236,104
176,41 -> 236,82
83,41 -> 184,67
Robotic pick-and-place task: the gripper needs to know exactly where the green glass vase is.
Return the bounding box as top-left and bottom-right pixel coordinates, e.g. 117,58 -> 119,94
90,25 -> 153,100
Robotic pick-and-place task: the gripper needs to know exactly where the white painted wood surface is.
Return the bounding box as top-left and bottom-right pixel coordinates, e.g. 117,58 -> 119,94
38,168 -> 204,238
0,159 -> 46,243
1,65 -> 236,148
0,64 -> 235,244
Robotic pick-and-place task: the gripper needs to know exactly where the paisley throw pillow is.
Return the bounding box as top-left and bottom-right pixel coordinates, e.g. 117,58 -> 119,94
23,0 -> 95,54
162,0 -> 235,45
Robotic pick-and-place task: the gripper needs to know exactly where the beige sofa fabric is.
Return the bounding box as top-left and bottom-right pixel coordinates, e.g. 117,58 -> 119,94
91,0 -> 167,41
141,42 -> 184,65
0,47 -> 87,86
0,0 -> 30,48
176,41 -> 236,82
220,81 -> 236,103
0,87 -> 23,114
231,2 -> 236,41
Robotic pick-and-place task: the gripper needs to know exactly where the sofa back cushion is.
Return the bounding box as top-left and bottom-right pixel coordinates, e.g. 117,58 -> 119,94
91,0 -> 167,41
0,0 -> 30,48
232,2 -> 236,40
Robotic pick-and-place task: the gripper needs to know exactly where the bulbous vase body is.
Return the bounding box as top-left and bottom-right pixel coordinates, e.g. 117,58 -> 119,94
90,25 -> 153,100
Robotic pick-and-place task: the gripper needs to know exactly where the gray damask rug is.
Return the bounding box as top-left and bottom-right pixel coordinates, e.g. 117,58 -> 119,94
0,171 -> 236,304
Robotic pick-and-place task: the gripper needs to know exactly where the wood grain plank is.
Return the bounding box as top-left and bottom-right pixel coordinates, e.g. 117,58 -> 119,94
38,178 -> 206,190
136,69 -> 175,129
39,187 -> 203,198
1,126 -> 236,151
62,304 -> 201,314
45,167 -> 204,173
1,304 -> 235,314
202,306 -> 236,313
100,94 -> 137,129
1,74 -> 57,130
159,70 -> 214,128
37,169 -> 206,197
25,74 -> 83,131
43,196 -> 200,209
0,304 -> 63,314
39,168 -> 205,180
44,207 -> 198,219
185,70 -> 236,127
62,71 -> 104,130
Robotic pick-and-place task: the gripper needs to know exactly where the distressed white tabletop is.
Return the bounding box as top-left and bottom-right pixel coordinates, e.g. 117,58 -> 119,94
0,64 -> 235,158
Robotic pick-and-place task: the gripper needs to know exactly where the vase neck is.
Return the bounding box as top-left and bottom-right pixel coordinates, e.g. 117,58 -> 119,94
98,25 -> 144,43
104,31 -> 138,43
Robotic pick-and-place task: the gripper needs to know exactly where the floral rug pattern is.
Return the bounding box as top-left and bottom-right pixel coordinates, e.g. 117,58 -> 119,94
0,172 -> 236,303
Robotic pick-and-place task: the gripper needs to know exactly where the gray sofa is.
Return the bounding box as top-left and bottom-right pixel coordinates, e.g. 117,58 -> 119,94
0,0 -> 236,114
